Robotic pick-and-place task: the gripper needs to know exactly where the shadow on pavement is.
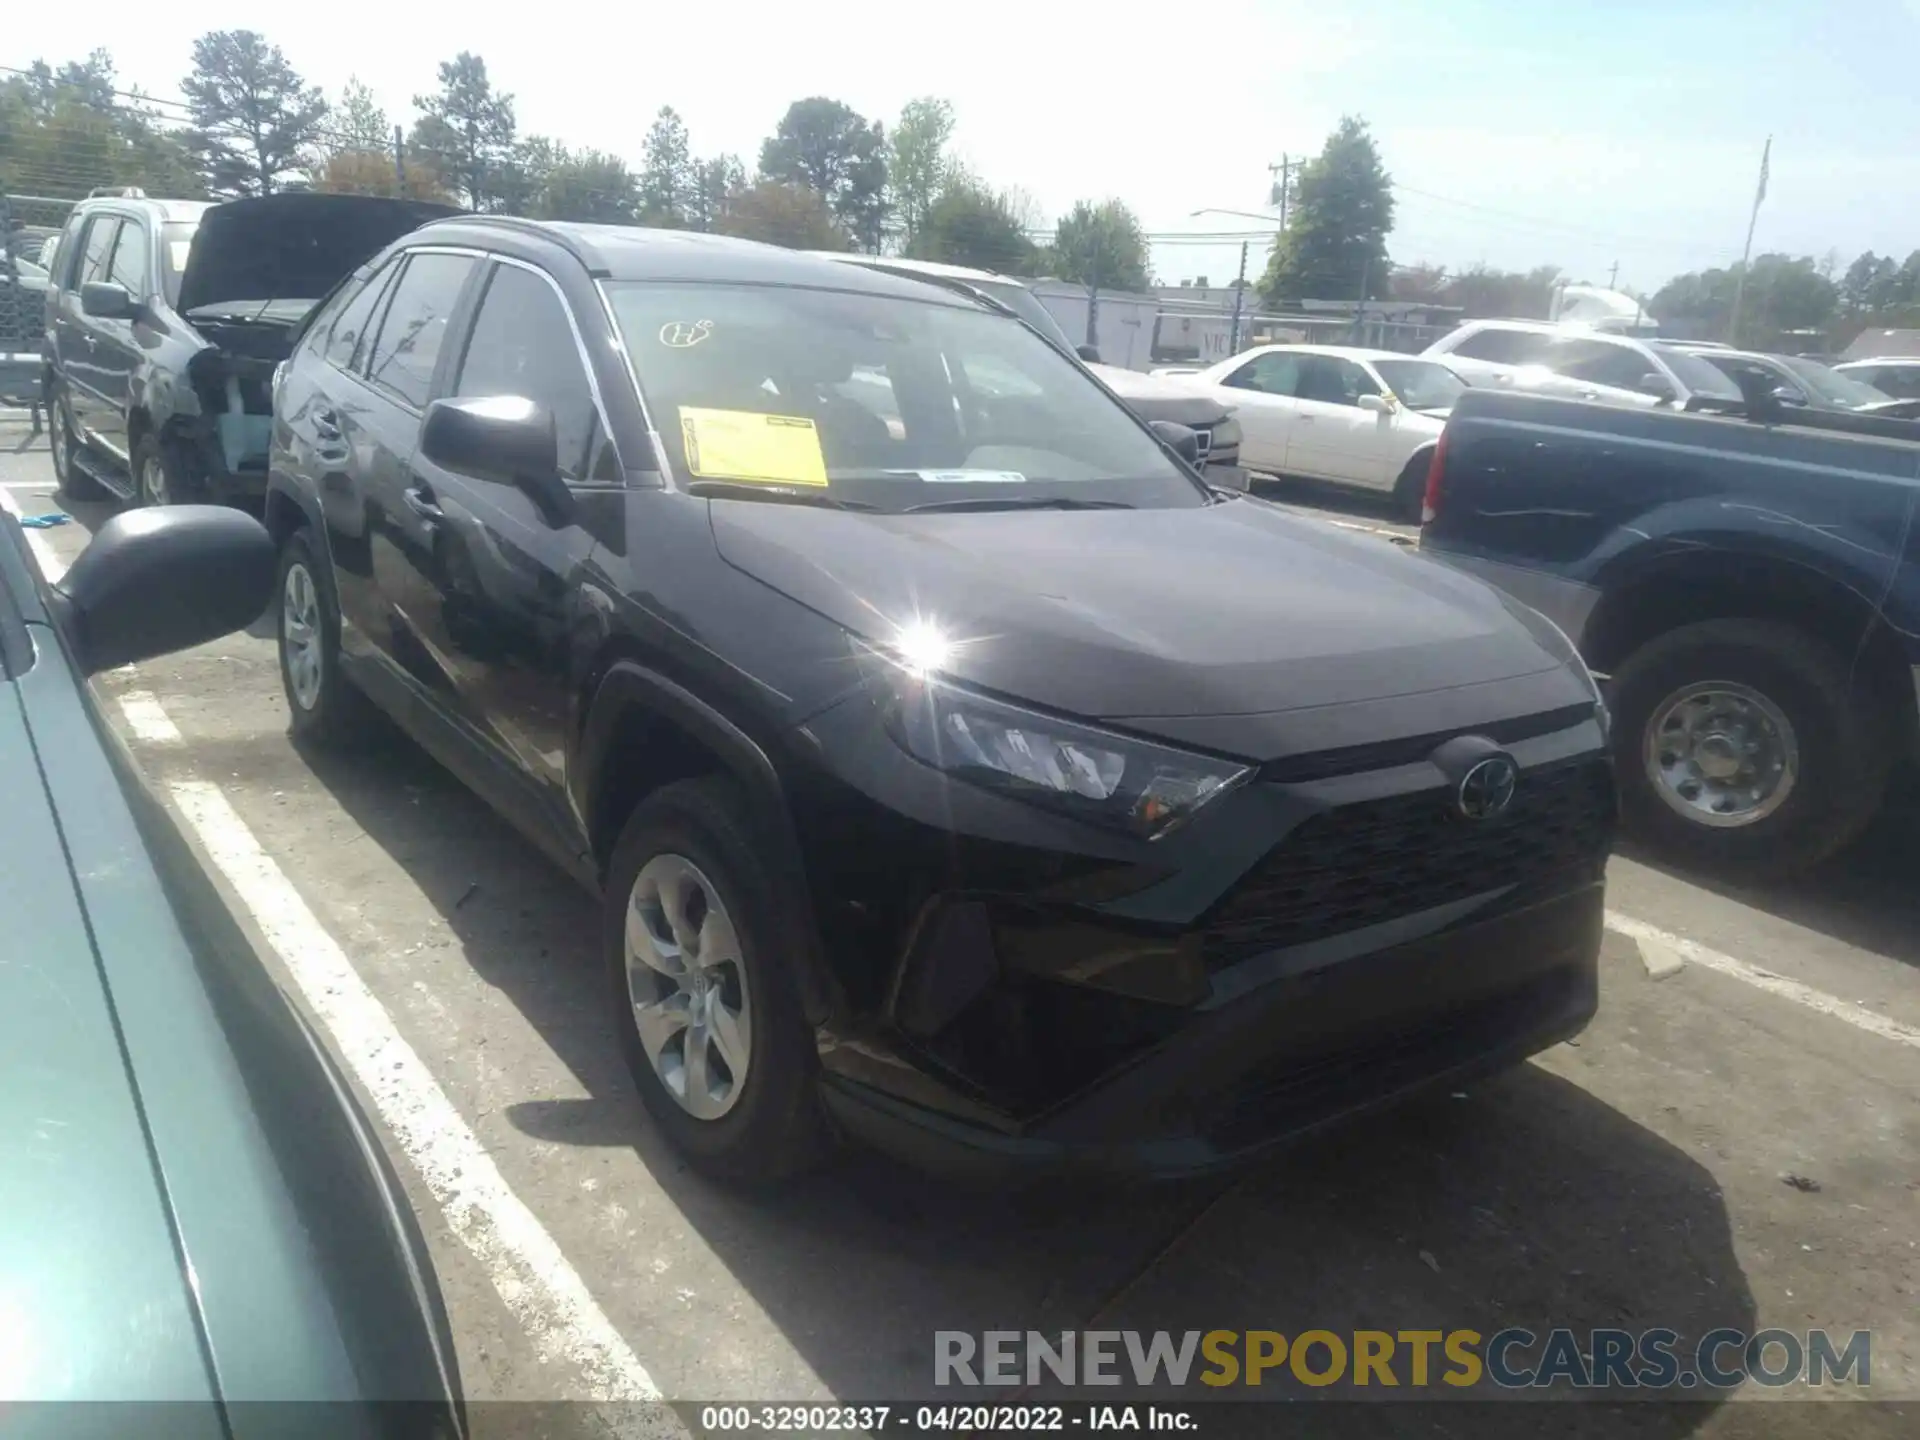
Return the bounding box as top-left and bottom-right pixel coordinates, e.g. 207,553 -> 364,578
284,722 -> 1754,1433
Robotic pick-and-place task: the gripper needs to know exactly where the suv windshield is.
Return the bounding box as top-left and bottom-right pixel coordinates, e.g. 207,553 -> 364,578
1647,343 -> 1744,401
604,281 -> 1206,512
1373,359 -> 1464,412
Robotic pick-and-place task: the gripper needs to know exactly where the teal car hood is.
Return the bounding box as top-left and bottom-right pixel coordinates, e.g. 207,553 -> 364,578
0,680 -> 218,1410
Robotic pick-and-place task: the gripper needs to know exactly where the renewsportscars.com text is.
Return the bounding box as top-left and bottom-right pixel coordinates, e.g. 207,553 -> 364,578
934,1328 -> 1871,1391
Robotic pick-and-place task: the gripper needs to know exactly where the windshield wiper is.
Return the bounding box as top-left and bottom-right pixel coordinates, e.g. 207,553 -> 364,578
903,495 -> 1136,514
686,480 -> 880,511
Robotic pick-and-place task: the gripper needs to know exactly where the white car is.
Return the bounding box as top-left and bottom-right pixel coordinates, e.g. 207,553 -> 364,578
1180,344 -> 1464,518
1834,357 -> 1920,401
1421,319 -> 1744,412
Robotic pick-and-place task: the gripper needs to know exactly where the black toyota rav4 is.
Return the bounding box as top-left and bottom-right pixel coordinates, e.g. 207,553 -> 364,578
268,217 -> 1615,1182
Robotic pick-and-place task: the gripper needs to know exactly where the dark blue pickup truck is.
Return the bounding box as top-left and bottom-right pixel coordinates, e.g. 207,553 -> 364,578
1420,386 -> 1920,875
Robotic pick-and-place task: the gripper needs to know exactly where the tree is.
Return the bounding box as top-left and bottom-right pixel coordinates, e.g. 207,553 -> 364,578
758,98 -> 888,251
1259,115 -> 1394,306
638,107 -> 695,226
1,52 -> 204,201
888,97 -> 955,246
540,147 -> 640,223
311,148 -> 448,200
410,53 -> 516,210
1841,251 -> 1881,314
718,179 -> 846,251
911,177 -> 1035,275
333,78 -> 391,154
688,154 -> 746,232
1652,254 -> 1837,343
1049,199 -> 1150,291
180,30 -> 329,196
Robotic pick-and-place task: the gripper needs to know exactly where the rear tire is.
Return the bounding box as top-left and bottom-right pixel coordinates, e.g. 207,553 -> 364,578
276,528 -> 376,746
48,383 -> 109,502
605,776 -> 828,1184
1609,618 -> 1895,876
1392,452 -> 1430,523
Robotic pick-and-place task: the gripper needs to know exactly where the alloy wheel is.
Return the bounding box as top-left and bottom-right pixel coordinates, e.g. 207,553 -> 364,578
282,562 -> 325,712
141,452 -> 171,506
1643,680 -> 1799,828
623,853 -> 752,1121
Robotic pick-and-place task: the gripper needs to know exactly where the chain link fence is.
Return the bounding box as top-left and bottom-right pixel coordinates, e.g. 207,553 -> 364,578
2,191 -> 75,425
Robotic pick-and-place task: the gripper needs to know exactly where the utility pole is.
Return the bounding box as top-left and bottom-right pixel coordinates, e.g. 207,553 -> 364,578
1228,240 -> 1248,355
394,126 -> 406,194
1728,135 -> 1771,345
1350,257 -> 1372,343
1267,156 -> 1292,230
1608,260 -> 1620,291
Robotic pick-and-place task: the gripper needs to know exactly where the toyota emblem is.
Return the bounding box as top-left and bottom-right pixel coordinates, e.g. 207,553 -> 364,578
1456,755 -> 1519,820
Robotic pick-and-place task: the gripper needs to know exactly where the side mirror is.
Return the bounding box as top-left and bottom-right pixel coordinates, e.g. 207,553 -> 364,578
1637,372 -> 1677,400
48,506 -> 274,674
1075,344 -> 1102,363
80,280 -> 137,320
1770,385 -> 1806,406
1148,419 -> 1202,466
1357,393 -> 1393,414
420,396 -> 573,526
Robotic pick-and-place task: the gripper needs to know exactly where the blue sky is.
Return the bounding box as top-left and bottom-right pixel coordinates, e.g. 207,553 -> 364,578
13,0 -> 1920,294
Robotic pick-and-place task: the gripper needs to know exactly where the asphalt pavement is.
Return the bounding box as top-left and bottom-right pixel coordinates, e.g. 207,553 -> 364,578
5,416 -> 1916,1436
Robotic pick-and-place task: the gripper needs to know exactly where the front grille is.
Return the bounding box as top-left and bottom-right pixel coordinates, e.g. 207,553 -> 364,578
1200,759 -> 1614,970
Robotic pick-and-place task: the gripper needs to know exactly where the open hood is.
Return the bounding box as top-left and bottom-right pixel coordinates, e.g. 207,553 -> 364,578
177,193 -> 459,316
1087,362 -> 1230,427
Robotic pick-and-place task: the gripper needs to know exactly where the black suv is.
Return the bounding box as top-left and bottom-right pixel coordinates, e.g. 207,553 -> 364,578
42,190 -> 450,507
267,217 -> 1616,1182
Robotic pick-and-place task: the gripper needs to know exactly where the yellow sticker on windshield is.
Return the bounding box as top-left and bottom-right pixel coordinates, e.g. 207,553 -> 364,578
679,407 -> 830,488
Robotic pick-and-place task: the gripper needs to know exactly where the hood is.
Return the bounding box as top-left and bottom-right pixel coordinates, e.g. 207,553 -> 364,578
177,192 -> 460,315
1088,362 -> 1230,426
0,691 -> 217,1408
709,498 -> 1568,730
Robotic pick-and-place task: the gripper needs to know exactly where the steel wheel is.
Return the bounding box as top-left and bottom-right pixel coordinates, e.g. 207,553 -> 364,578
50,402 -> 70,478
282,560 -> 325,712
623,853 -> 752,1121
140,449 -> 171,506
1643,680 -> 1799,828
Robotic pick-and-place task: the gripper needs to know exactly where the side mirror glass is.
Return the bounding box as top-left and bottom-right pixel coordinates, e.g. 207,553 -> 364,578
48,507 -> 274,674
1357,393 -> 1393,414
420,396 -> 573,526
80,280 -> 136,320
1148,419 -> 1202,466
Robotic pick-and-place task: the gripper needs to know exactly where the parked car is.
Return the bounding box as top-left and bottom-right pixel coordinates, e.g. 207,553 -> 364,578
1421,319 -> 1746,411
267,219 -> 1613,1183
1420,386 -> 1920,875
1669,344 -> 1920,419
41,190 -> 454,508
1178,344 -> 1464,518
817,252 -> 1245,483
1834,356 -> 1920,401
1,504 -> 462,1425
1,249 -> 48,411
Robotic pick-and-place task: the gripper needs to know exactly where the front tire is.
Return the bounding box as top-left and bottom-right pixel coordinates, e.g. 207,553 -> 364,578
605,777 -> 827,1183
133,432 -> 190,507
1609,618 -> 1895,875
277,529 -> 375,745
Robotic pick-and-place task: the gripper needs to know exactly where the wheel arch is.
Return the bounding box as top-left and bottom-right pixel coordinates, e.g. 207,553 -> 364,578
574,657 -> 843,1027
1586,548 -> 1915,741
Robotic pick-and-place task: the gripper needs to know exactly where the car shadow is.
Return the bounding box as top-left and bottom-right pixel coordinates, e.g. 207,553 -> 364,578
1616,793 -> 1920,973
270,721 -> 1759,1431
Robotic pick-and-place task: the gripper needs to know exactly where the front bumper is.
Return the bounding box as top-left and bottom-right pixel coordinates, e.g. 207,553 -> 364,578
821,881 -> 1601,1181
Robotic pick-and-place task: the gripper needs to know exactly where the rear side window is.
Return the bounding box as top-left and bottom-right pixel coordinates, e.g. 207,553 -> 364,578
1225,351 -> 1302,396
324,258 -> 400,373
453,263 -> 602,479
364,252 -> 477,408
106,221 -> 150,298
77,217 -> 121,287
1543,339 -> 1651,390
1451,327 -> 1552,365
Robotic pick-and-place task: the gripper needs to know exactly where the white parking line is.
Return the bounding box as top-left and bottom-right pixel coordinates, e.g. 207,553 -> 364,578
0,486 -> 67,580
1605,910 -> 1920,1050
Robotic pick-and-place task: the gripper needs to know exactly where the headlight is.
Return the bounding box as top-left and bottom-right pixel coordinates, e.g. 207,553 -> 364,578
1211,415 -> 1242,447
852,635 -> 1250,839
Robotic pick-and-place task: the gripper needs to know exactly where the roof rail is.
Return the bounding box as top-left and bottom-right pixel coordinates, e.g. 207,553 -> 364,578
86,186 -> 146,199
416,211 -> 607,272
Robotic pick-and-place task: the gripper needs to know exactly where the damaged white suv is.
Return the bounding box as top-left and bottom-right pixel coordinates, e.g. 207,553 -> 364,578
42,190 -> 454,507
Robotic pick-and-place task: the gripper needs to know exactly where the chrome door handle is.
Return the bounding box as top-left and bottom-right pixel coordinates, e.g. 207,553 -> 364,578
403,487 -> 444,524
